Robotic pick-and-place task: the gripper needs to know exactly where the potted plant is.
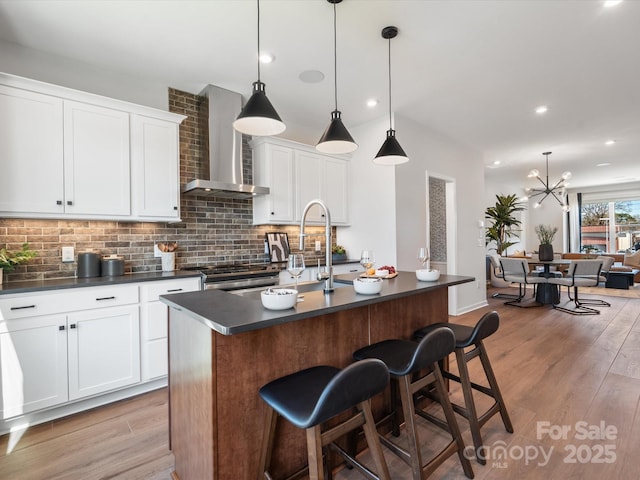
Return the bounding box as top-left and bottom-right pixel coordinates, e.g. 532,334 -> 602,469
535,225 -> 557,261
485,194 -> 526,256
0,243 -> 38,284
331,245 -> 347,262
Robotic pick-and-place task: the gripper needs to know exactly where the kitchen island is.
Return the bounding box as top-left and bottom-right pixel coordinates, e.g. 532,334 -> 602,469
160,271 -> 474,480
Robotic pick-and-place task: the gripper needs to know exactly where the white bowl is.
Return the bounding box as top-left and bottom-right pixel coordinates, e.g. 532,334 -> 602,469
416,269 -> 440,282
261,288 -> 298,310
353,277 -> 383,295
375,269 -> 389,277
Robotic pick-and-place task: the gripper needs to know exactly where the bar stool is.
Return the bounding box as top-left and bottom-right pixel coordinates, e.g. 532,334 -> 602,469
257,359 -> 391,480
413,311 -> 513,465
353,326 -> 474,480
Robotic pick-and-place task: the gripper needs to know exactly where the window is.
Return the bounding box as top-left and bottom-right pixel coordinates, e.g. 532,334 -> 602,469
580,198 -> 640,253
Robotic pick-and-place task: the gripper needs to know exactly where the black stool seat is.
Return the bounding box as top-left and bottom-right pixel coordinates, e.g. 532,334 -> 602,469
258,359 -> 391,480
413,318 -> 498,350
412,312 -> 513,465
259,362 -> 389,429
353,326 -> 474,480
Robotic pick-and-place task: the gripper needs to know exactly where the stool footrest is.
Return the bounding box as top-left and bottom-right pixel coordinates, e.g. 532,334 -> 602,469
329,443 -> 382,480
443,371 -> 494,397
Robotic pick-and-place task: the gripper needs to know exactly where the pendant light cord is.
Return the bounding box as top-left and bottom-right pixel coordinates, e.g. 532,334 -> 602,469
387,36 -> 392,129
257,0 -> 261,82
333,1 -> 338,111
545,152 -> 550,185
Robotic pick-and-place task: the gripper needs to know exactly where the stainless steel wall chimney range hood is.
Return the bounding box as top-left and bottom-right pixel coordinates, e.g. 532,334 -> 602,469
182,85 -> 269,198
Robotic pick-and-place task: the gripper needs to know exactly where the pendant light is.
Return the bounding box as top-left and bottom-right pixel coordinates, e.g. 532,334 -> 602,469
316,0 -> 357,154
374,26 -> 409,165
233,0 -> 286,136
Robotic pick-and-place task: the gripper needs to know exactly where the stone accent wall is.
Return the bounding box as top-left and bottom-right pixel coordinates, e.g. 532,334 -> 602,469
0,88 -> 327,282
429,176 -> 447,262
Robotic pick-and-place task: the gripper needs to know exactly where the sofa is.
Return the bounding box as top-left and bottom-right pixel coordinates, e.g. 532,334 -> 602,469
562,252 -> 640,282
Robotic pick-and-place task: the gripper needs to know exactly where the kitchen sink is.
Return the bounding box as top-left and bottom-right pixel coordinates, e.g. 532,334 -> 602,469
293,280 -> 350,293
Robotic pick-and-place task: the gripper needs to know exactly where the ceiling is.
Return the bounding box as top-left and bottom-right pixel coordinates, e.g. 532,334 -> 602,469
1,0 -> 639,189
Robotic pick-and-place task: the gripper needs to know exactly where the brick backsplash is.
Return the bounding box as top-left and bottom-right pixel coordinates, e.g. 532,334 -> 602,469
0,88 -> 328,282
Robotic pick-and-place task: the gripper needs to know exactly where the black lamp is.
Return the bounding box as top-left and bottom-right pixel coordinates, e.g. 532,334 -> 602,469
374,26 -> 408,165
316,0 -> 357,154
233,0 -> 285,136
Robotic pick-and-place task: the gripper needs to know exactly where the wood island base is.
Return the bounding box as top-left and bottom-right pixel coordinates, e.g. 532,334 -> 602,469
167,286 -> 451,480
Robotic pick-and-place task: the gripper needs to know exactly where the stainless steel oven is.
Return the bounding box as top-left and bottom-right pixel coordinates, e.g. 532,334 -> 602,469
181,264 -> 280,291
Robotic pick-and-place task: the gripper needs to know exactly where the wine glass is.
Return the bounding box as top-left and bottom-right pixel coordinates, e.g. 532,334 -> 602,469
360,250 -> 375,274
418,247 -> 430,269
287,253 -> 305,298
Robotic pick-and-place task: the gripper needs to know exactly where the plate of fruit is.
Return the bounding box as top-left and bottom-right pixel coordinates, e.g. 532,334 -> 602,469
362,265 -> 398,279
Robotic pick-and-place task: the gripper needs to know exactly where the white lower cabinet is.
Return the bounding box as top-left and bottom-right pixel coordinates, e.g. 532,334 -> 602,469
67,305 -> 140,400
0,314 -> 68,419
139,277 -> 201,381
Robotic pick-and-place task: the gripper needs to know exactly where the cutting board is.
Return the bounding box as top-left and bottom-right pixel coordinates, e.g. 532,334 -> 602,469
359,272 -> 398,279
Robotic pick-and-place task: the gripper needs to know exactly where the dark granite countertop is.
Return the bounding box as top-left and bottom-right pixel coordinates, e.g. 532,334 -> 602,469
159,271 -> 474,336
0,270 -> 203,295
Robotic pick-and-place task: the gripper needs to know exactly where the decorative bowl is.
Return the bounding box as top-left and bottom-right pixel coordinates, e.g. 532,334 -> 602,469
416,269 -> 440,282
261,288 -> 298,310
353,277 -> 383,295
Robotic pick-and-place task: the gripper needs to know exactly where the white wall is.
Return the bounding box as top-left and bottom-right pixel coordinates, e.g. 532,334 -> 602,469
336,116 -> 398,268
395,115 -> 487,314
0,39 -> 170,110
338,114 -> 488,315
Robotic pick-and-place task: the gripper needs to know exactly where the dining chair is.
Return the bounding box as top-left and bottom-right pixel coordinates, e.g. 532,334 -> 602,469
488,254 -> 519,300
548,260 -> 610,315
499,257 -> 548,307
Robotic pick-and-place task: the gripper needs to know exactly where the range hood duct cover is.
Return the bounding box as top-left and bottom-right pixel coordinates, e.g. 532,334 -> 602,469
183,85 -> 270,198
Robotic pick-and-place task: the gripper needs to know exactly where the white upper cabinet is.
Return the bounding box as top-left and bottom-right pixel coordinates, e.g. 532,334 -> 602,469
252,140 -> 296,224
64,100 -> 131,216
0,73 -> 185,222
0,85 -> 64,214
323,157 -> 349,225
251,137 -> 350,226
131,114 -> 180,220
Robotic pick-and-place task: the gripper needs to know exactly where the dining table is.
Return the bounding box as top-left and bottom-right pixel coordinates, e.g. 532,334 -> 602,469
526,258 -> 571,304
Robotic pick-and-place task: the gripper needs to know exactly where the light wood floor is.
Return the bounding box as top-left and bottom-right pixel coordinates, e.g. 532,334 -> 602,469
1,286 -> 639,479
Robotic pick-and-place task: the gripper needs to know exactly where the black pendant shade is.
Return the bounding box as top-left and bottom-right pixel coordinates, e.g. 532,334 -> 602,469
374,26 -> 408,165
317,110 -> 357,154
233,0 -> 285,137
234,81 -> 285,136
374,129 -> 408,165
316,0 -> 357,154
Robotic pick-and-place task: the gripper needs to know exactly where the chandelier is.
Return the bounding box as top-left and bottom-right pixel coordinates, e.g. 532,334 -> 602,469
525,151 -> 571,211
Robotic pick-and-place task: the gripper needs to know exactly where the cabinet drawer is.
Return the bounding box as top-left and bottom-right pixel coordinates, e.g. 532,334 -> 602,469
140,277 -> 201,302
0,284 -> 139,320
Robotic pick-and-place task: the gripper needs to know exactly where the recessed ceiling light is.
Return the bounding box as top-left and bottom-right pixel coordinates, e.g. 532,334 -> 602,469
535,105 -> 548,114
298,70 -> 325,84
259,52 -> 275,64
493,160 -> 501,165
366,98 -> 379,108
605,139 -> 616,145
604,0 -> 623,8
597,162 -> 611,167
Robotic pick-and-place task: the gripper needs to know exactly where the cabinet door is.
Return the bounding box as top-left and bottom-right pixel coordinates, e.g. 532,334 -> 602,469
0,314 -> 68,418
295,151 -> 324,223
0,85 -> 64,214
139,278 -> 200,381
323,157 -> 349,225
63,101 -> 131,216
131,114 -> 180,220
67,305 -> 140,400
253,143 -> 295,224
